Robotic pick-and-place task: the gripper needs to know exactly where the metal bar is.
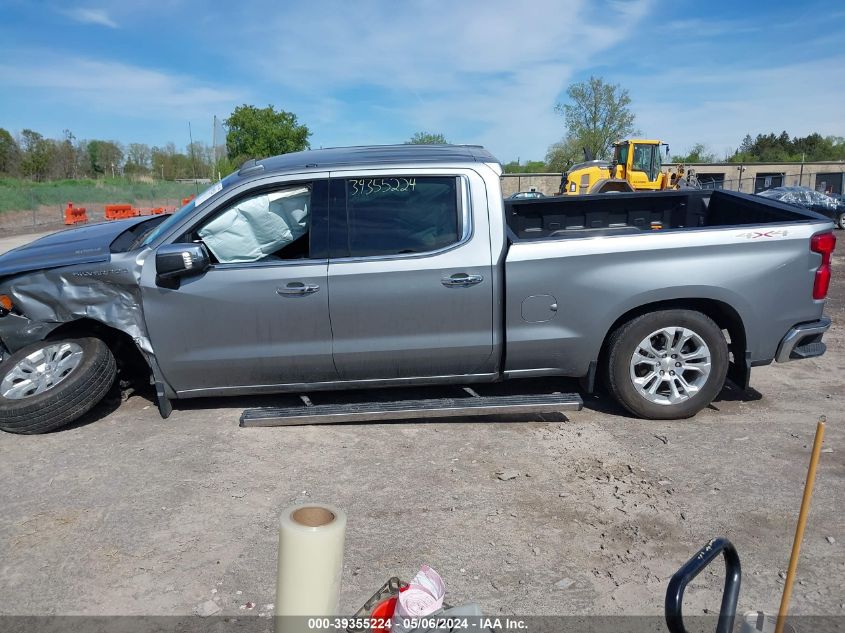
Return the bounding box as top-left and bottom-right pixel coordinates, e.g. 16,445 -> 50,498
240,393 -> 582,427
665,537 -> 741,633
775,418 -> 826,633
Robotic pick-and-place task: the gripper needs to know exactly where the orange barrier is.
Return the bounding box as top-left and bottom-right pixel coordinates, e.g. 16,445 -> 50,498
102,204 -> 177,220
63,202 -> 88,225
104,204 -> 140,221
137,206 -> 177,215
181,195 -> 195,206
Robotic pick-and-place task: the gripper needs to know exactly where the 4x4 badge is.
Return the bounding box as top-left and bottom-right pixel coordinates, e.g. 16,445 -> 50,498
735,229 -> 788,239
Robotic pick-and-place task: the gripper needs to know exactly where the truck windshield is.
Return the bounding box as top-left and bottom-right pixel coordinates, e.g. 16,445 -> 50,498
139,199 -> 195,246
140,175 -> 234,247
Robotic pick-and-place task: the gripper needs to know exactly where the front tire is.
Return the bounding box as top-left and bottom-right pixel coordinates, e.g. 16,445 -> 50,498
0,337 -> 117,434
605,310 -> 728,420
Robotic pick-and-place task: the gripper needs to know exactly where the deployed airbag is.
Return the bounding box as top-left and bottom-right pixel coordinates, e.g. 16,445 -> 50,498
198,187 -> 310,263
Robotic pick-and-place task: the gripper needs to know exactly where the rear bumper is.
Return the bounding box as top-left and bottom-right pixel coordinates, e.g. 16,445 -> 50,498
775,316 -> 831,363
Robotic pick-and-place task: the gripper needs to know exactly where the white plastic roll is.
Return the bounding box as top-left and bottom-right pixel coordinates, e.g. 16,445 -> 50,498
275,502 -> 347,627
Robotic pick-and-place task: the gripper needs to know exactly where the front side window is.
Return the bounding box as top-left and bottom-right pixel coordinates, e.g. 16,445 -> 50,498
343,176 -> 459,257
196,184 -> 312,263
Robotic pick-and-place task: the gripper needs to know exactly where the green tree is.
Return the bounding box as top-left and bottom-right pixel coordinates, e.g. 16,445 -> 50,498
225,104 -> 310,163
554,76 -> 637,160
406,131 -> 448,144
503,159 -> 548,174
545,135 -> 584,172
187,140 -> 215,178
125,143 -> 152,176
19,129 -> 53,181
85,139 -> 124,176
729,131 -> 845,163
671,143 -> 717,164
0,128 -> 20,175
50,129 -> 78,179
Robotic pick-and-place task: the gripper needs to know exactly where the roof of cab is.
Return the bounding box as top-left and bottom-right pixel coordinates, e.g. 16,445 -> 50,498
239,144 -> 500,177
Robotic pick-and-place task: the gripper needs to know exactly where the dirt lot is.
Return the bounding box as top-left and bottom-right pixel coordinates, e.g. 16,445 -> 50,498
0,232 -> 842,620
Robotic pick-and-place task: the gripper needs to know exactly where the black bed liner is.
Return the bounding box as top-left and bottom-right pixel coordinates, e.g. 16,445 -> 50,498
505,189 -> 823,241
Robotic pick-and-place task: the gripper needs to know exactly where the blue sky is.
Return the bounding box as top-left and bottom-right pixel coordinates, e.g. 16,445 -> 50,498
1,0 -> 843,163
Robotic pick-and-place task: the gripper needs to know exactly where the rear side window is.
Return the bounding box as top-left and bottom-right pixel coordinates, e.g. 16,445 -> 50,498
343,176 -> 460,257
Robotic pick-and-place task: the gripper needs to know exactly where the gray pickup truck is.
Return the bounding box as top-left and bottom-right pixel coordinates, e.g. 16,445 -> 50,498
0,145 -> 836,433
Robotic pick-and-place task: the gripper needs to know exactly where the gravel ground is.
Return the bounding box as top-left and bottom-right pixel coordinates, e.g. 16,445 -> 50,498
0,233 -> 842,620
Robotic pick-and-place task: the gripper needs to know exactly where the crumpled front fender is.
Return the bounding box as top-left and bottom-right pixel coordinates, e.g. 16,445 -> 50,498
0,313 -> 62,359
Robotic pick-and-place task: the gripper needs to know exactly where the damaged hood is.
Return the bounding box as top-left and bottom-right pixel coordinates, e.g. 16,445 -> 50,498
0,217 -> 150,278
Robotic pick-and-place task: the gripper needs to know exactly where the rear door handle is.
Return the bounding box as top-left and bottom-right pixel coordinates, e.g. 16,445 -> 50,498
441,273 -> 484,288
277,282 -> 320,296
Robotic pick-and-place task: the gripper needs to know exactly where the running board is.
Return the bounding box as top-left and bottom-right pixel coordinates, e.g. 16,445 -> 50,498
240,392 -> 583,427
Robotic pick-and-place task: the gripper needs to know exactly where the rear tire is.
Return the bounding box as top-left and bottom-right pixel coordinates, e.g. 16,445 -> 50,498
605,310 -> 728,420
0,337 -> 117,434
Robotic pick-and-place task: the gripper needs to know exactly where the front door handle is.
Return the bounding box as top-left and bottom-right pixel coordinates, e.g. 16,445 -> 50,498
441,273 -> 484,288
277,282 -> 320,296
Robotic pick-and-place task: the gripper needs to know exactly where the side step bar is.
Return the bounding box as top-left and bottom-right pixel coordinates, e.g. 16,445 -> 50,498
240,392 -> 583,427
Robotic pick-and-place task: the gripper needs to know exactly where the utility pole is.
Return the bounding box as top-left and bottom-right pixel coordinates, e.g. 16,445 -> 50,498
799,152 -> 805,187
212,115 -> 217,179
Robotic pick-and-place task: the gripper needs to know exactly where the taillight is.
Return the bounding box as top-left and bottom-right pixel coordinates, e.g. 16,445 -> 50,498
811,231 -> 836,300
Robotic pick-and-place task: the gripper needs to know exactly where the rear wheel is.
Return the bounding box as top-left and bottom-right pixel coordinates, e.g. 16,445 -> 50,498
0,337 -> 117,434
605,310 -> 728,419
838,211 -> 845,230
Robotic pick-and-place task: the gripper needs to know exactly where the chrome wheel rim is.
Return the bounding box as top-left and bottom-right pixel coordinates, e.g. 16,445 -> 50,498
629,327 -> 711,405
1,342 -> 84,400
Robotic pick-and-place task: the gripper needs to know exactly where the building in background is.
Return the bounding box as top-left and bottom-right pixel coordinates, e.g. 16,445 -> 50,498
500,161 -> 845,197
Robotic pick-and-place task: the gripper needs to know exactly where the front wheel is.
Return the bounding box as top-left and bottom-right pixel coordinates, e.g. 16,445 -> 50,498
0,337 -> 117,434
838,211 -> 845,230
605,310 -> 729,419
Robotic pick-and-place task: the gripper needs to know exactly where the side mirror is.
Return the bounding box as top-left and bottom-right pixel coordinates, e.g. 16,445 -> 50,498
156,243 -> 210,283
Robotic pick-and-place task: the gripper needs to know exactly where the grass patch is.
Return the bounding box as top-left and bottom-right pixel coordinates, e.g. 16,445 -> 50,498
0,178 -> 200,213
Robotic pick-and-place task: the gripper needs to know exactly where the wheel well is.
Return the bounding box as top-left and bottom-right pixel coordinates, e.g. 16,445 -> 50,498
47,319 -> 150,382
591,179 -> 634,194
596,298 -> 747,386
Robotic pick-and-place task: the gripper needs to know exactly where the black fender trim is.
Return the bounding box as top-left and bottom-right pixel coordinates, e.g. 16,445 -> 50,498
727,350 -> 751,390
579,360 -> 598,394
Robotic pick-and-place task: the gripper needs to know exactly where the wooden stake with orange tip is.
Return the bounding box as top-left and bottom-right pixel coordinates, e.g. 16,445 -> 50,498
774,417 -> 826,633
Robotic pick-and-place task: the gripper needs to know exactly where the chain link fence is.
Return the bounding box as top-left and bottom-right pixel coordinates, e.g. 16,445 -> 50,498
0,179 -> 201,235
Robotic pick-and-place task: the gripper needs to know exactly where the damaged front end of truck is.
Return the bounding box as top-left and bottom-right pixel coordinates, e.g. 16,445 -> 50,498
0,217 -> 174,432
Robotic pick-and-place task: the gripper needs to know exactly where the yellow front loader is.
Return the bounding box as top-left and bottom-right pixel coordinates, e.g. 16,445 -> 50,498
558,139 -> 699,195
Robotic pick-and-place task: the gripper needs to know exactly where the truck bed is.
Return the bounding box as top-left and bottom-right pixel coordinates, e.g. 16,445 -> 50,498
501,188 -> 832,383
505,189 -> 822,240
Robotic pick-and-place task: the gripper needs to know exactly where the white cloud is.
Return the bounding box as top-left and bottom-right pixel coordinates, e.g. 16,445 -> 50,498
61,7 -> 119,29
0,53 -> 246,122
229,0 -> 655,160
630,57 -> 845,159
